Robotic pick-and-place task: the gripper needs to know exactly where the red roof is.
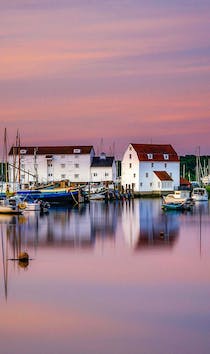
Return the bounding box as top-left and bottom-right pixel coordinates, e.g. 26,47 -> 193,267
131,143 -> 179,162
9,145 -> 94,156
180,177 -> 191,186
154,171 -> 173,181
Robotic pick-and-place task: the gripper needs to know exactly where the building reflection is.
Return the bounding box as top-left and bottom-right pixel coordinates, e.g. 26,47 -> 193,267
122,199 -> 180,250
1,202 -> 119,252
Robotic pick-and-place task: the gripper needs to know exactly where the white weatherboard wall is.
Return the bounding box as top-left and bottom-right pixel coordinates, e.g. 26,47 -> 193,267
8,149 -> 95,185
52,153 -> 92,183
121,144 -> 180,193
121,144 -> 139,192
153,174 -> 173,191
91,165 -> 116,183
139,161 -> 179,192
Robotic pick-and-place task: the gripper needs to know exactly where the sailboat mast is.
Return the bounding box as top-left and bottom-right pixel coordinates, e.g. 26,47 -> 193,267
18,132 -> 21,186
3,128 -> 9,193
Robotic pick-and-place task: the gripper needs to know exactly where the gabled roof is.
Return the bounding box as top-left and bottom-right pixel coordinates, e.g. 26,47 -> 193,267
91,156 -> 114,168
9,145 -> 94,156
180,177 -> 191,186
131,143 -> 179,162
154,171 -> 173,181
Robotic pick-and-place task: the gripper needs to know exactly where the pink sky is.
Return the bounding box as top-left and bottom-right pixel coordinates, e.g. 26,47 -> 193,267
0,1 -> 210,158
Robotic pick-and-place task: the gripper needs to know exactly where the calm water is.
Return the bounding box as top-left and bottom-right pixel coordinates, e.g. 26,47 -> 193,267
1,199 -> 210,354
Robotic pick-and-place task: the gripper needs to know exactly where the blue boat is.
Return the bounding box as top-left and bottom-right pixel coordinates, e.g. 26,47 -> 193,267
17,188 -> 79,205
162,202 -> 184,211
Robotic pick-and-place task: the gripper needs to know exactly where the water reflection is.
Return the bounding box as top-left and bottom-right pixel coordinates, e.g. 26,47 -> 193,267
0,202 -> 120,253
1,199 -> 210,354
1,200 -> 209,256
122,199 -> 180,250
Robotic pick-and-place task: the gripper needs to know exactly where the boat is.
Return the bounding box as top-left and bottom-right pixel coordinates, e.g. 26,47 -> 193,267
191,187 -> 208,202
162,202 -> 185,211
16,188 -> 80,205
163,190 -> 192,204
162,190 -> 194,211
162,199 -> 193,211
0,198 -> 26,214
9,194 -> 50,212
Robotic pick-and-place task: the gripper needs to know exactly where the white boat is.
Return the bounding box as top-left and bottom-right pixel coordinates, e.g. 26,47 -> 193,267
89,192 -> 106,200
191,188 -> 208,202
0,198 -> 26,214
9,195 -> 50,212
163,190 -> 191,204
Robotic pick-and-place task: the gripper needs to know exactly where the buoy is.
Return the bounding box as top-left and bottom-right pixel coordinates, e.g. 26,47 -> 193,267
18,202 -> 26,210
18,252 -> 29,262
18,252 -> 29,268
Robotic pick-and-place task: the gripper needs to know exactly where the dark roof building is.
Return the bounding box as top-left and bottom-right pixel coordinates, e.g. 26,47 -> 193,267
9,145 -> 94,156
91,156 -> 114,168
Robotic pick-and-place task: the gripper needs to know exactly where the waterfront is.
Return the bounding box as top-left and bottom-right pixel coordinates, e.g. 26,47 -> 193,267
0,199 -> 210,354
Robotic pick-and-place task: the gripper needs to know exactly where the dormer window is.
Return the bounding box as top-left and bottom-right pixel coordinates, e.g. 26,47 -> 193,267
147,154 -> 153,160
164,154 -> 169,160
20,149 -> 27,154
73,149 -> 81,154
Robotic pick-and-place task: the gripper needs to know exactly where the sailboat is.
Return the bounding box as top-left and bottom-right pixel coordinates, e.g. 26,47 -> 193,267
191,147 -> 209,202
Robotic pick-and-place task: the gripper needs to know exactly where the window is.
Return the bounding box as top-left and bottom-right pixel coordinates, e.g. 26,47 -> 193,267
151,163 -> 154,168
129,154 -> 132,159
61,164 -> 65,168
133,173 -> 136,178
165,163 -> 167,168
146,172 -> 149,177
74,154 -> 79,159
74,163 -> 79,168
147,154 -> 153,159
20,149 -> 27,154
74,174 -> 79,178
61,174 -> 66,179
73,149 -> 81,154
140,182 -> 143,187
164,154 -> 169,160
105,172 -> 109,177
93,173 -> 97,177
129,163 -> 132,168
129,146 -> 132,151
150,182 -> 153,187
170,173 -> 172,177
21,164 -> 25,169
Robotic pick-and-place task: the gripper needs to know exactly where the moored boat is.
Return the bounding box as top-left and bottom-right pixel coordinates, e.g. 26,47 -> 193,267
191,187 -> 208,202
0,198 -> 26,214
17,188 -> 79,205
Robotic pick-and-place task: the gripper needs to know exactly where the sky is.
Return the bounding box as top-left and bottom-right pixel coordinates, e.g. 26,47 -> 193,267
0,0 -> 210,158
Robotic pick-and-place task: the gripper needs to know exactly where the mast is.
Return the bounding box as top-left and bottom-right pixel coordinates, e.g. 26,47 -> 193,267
3,128 -> 9,193
18,132 -> 21,186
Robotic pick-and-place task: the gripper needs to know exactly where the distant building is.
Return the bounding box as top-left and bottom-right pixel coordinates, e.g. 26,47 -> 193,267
90,153 -> 116,183
8,145 -> 95,186
121,143 -> 180,194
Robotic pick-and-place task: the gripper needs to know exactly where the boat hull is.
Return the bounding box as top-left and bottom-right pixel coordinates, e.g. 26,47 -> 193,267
17,189 -> 79,205
0,206 -> 23,214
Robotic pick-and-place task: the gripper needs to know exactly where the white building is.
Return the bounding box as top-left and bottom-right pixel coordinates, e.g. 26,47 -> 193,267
121,143 -> 180,194
8,145 -> 95,186
90,153 -> 116,183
